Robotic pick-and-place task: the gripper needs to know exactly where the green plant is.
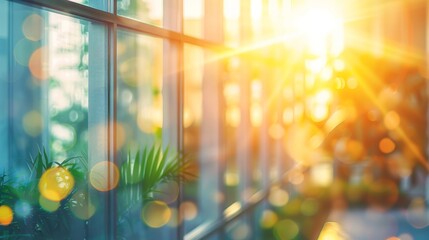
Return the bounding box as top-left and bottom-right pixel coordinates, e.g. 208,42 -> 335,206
0,145 -> 195,239
0,148 -> 87,239
120,145 -> 194,200
116,145 -> 195,239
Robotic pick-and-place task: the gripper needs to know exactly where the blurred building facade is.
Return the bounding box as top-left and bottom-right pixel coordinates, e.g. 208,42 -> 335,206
1,0 -> 429,239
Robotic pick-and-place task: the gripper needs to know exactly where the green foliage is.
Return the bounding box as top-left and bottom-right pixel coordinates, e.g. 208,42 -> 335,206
1,145 -> 194,239
0,147 -> 87,239
120,145 -> 195,201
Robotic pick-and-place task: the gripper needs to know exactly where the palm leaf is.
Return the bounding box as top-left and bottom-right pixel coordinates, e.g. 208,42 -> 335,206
119,145 -> 196,203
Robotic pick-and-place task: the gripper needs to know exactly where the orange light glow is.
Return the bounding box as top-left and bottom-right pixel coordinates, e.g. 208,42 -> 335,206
29,47 -> 49,80
0,205 -> 13,226
379,137 -> 396,154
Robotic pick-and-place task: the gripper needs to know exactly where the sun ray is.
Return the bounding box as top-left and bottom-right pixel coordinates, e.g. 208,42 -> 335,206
345,30 -> 425,66
346,54 -> 429,171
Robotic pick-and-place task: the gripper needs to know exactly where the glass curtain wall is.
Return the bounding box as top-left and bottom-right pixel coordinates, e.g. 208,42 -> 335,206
0,0 -> 285,239
6,0 -> 426,239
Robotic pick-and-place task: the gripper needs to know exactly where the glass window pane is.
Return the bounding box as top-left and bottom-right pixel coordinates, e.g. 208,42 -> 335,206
1,2 -> 109,238
116,30 -> 178,239
116,30 -> 163,150
223,57 -> 241,206
183,44 -> 222,232
117,0 -> 163,28
184,0 -> 204,37
224,0 -> 240,47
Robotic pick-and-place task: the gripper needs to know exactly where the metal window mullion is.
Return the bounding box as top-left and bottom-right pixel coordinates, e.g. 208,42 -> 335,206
10,0 -> 228,51
107,21 -> 118,240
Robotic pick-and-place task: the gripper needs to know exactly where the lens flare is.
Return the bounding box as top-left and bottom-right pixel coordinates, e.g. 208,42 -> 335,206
39,167 -> 75,202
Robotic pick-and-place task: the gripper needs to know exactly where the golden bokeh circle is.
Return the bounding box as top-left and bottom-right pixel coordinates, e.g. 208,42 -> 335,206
39,167 -> 75,202
141,201 -> 171,228
0,205 -> 13,226
89,161 -> 120,192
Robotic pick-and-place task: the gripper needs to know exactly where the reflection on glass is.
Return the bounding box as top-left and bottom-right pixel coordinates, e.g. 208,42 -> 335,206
47,13 -> 90,162
1,2 -> 107,239
117,30 -> 176,239
183,44 -> 221,233
183,44 -> 204,232
118,0 -> 162,27
117,30 -> 163,151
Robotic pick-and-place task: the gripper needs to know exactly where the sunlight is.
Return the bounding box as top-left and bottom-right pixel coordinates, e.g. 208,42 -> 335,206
294,7 -> 344,56
317,222 -> 347,240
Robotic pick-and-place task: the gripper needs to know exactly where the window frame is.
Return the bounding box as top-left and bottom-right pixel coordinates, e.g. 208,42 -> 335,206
5,0 -> 278,239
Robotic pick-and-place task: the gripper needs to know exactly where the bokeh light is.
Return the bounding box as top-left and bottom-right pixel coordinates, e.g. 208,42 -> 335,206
334,138 -> 365,164
226,106 -> 241,127
288,170 -> 305,185
398,233 -> 414,240
70,190 -> 97,220
29,47 -> 49,80
224,171 -> 240,186
136,106 -> 163,134
39,167 -> 75,202
14,201 -> 32,218
0,205 -> 13,226
274,219 -> 299,240
251,103 -> 263,127
386,237 -> 400,240
22,14 -> 44,41
260,210 -> 278,229
179,201 -> 198,221
90,161 -> 120,192
406,197 -> 429,229
22,110 -> 43,137
300,198 -> 319,216
379,137 -> 396,154
384,111 -> 400,130
39,195 -> 60,212
14,38 -> 39,66
141,201 -> 171,228
228,222 -> 251,240
269,187 -> 289,207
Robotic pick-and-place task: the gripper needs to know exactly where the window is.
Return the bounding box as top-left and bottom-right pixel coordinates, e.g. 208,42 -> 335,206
0,0 -> 281,239
7,0 -> 424,240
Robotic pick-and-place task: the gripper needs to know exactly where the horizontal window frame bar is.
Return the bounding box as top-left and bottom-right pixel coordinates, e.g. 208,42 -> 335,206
184,189 -> 269,240
10,0 -> 227,51
185,163 -> 304,240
